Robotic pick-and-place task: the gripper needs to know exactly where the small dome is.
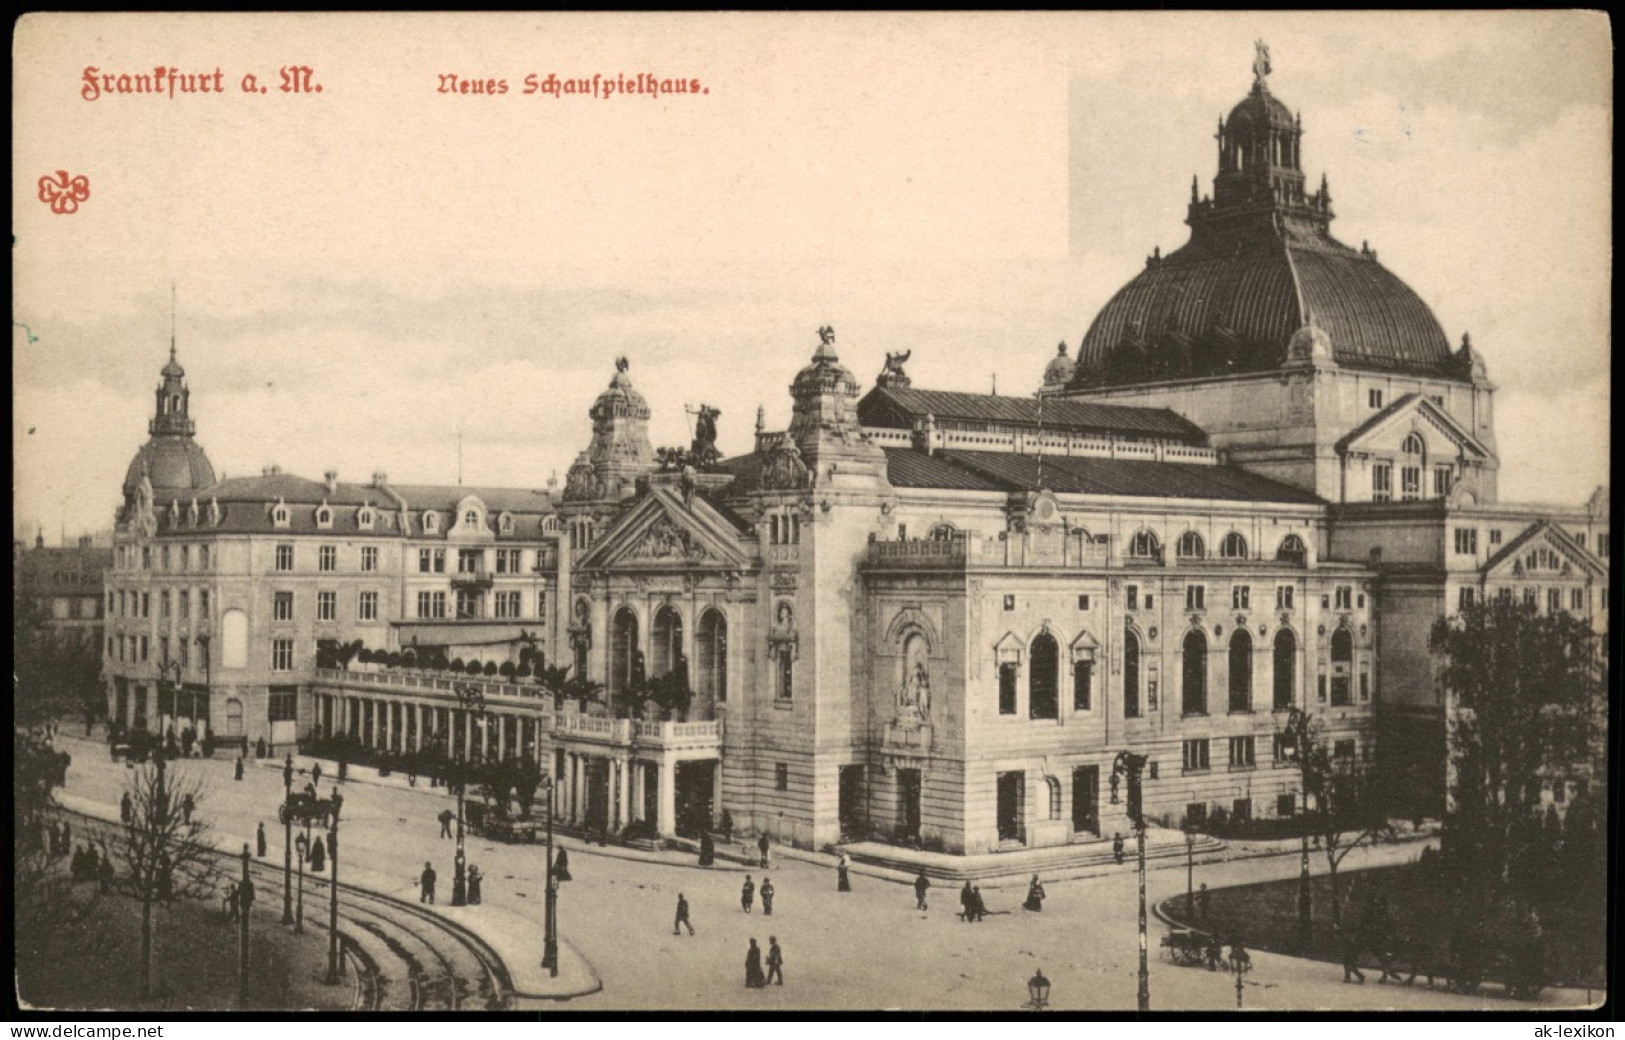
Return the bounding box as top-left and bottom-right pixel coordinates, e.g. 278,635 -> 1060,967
791,328 -> 859,399
590,358 -> 651,422
1227,85 -> 1294,130
1042,342 -> 1077,389
1286,317 -> 1334,365
160,344 -> 185,380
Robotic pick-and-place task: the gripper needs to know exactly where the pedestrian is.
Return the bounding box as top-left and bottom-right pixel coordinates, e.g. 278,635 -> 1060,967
741,874 -> 755,913
256,737 -> 267,759
758,833 -> 770,868
914,870 -> 931,911
766,936 -> 784,986
421,861 -> 437,904
439,808 -> 455,839
552,848 -> 572,882
959,880 -> 974,922
71,844 -> 87,880
98,850 -> 115,893
970,885 -> 987,922
234,756 -> 245,782
181,794 -> 194,824
467,865 -> 483,905
407,767 -> 417,788
256,822 -> 267,858
312,762 -> 323,788
1022,874 -> 1046,912
1113,833 -> 1125,865
1337,921 -> 1365,984
120,791 -> 133,825
338,760 -> 348,783
674,892 -> 695,936
1197,883 -> 1210,919
1204,933 -> 1224,971
310,835 -> 326,873
226,881 -> 240,921
60,820 -> 72,857
760,876 -> 775,916
744,938 -> 766,988
699,830 -> 715,866
720,809 -> 734,844
837,850 -> 852,892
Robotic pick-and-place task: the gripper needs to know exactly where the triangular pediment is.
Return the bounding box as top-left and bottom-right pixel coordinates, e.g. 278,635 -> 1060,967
1481,520 -> 1605,581
1337,393 -> 1493,462
577,486 -> 754,571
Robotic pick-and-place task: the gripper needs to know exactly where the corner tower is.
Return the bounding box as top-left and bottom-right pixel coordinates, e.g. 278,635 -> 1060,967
121,343 -> 216,518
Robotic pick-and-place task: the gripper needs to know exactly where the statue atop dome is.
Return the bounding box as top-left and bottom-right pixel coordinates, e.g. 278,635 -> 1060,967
1253,39 -> 1272,90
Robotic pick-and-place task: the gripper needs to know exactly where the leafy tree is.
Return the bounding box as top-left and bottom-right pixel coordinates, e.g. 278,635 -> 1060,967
115,759 -> 220,998
13,595 -> 103,729
1429,597 -> 1603,893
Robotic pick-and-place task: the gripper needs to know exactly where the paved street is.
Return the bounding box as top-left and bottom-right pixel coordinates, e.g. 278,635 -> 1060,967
52,732 -> 1599,1012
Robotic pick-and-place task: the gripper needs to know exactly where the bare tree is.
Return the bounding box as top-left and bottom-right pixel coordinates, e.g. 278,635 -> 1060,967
114,758 -> 220,998
1283,708 -> 1393,929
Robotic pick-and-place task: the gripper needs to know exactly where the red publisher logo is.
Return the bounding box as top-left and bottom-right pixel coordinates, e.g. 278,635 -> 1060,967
38,171 -> 90,214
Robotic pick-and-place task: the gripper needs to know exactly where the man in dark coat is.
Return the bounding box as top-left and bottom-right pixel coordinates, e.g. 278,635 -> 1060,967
1113,833 -> 1125,864
960,880 -> 975,921
914,871 -> 931,911
1337,921 -> 1365,983
699,831 -> 715,866
310,835 -> 326,873
674,892 -> 695,935
552,848 -> 571,882
758,833 -> 770,868
741,875 -> 755,913
760,876 -> 775,916
970,885 -> 987,922
766,937 -> 784,986
312,762 -> 323,787
439,809 -> 455,838
421,861 -> 437,904
720,809 -> 734,844
256,822 -> 268,858
98,849 -> 115,893
120,792 -> 133,825
235,756 -> 245,781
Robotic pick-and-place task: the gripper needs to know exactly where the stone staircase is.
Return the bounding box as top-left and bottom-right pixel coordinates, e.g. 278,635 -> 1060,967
841,833 -> 1226,883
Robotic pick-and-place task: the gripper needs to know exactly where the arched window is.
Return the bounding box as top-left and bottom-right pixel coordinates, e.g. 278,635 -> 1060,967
1273,629 -> 1296,710
610,609 -> 639,702
1029,632 -> 1059,720
1400,434 -> 1425,501
1182,629 -> 1208,716
424,512 -> 440,533
1330,627 -> 1354,706
1277,534 -> 1307,565
357,506 -> 374,530
315,507 -> 332,527
652,607 -> 684,678
1128,529 -> 1161,560
1123,628 -> 1142,718
1228,629 -> 1253,712
697,610 -> 728,704
1220,532 -> 1248,559
1046,776 -> 1063,820
928,523 -> 958,542
1177,531 -> 1206,559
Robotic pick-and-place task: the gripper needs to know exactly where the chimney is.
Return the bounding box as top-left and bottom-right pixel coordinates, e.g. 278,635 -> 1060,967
371,471 -> 388,488
325,469 -> 339,495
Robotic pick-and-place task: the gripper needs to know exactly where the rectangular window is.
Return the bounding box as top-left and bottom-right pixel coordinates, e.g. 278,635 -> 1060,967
179,588 -> 190,620
1228,736 -> 1255,769
1524,587 -> 1537,607
160,636 -> 170,666
1431,395 -> 1444,407
1434,467 -> 1453,497
1185,802 -> 1207,827
199,544 -> 210,569
1125,585 -> 1138,611
356,590 -> 378,621
1334,586 -> 1353,610
1372,463 -> 1392,502
1077,594 -> 1090,611
1334,739 -> 1355,761
419,549 -> 434,573
1182,739 -> 1211,774
1458,587 -> 1475,611
1597,533 -> 1609,558
142,546 -> 152,570
199,589 -> 209,617
1360,670 -> 1370,702
1368,388 -> 1383,409
1073,660 -> 1093,711
180,545 -> 190,571
1401,466 -> 1421,501
317,590 -> 337,622
1570,588 -> 1584,611
161,546 -> 171,571
141,592 -> 151,617
537,592 -> 548,625
456,588 -> 482,619
458,548 -> 483,574
496,549 -> 522,574
361,546 -> 378,572
775,763 -> 789,791
268,689 -> 298,723
1185,584 -> 1205,611
998,662 -> 1018,715
275,544 -> 294,571
1317,673 -> 1327,703
1002,594 -> 1015,611
319,545 -> 337,572
140,636 -> 150,662
1277,585 -> 1294,610
1489,528 -> 1503,545
271,639 -> 295,672
1144,594 -> 1154,609
160,590 -> 170,618
179,640 -> 189,668
1231,585 -> 1250,610
1546,588 -> 1561,613
495,590 -> 522,618
1454,528 -> 1479,555
274,591 -> 294,621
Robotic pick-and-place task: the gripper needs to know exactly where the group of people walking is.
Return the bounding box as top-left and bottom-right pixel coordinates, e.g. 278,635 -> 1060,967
744,937 -> 784,988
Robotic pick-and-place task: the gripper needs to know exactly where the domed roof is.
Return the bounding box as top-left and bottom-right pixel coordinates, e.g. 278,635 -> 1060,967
590,358 -> 651,421
790,329 -> 860,399
123,436 -> 216,501
160,343 -> 185,380
1286,315 -> 1334,365
1042,342 -> 1077,389
1227,84 -> 1294,130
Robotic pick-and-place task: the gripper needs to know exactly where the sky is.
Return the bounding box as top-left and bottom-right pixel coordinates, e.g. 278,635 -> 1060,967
12,12 -> 1611,544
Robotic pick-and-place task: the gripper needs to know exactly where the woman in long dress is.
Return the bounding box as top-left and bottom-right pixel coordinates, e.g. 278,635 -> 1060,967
1022,874 -> 1046,912
745,938 -> 766,988
837,851 -> 852,892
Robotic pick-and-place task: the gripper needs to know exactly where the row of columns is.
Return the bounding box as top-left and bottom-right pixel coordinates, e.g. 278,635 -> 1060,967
315,692 -> 683,836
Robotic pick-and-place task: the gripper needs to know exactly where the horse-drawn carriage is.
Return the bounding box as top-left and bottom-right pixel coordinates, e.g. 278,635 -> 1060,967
279,791 -> 336,827
463,801 -> 538,844
1161,928 -> 1229,970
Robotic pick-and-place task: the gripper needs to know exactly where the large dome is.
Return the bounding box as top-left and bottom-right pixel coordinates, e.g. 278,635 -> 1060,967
1071,55 -> 1458,388
123,436 -> 216,502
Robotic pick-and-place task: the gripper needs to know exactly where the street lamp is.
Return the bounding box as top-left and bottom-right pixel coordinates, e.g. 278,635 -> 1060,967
1281,708 -> 1314,950
539,774 -> 559,976
1113,750 -> 1151,1014
158,659 -> 183,739
294,828 -> 309,934
1229,941 -> 1252,1009
1024,969 -> 1051,1011
1183,820 -> 1200,920
324,790 -> 344,985
450,682 -> 487,908
281,753 -> 295,925
195,631 -> 211,738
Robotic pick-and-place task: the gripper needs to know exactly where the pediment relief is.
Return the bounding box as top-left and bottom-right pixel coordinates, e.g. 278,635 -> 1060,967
1338,395 -> 1491,461
1482,522 -> 1603,580
578,489 -> 752,572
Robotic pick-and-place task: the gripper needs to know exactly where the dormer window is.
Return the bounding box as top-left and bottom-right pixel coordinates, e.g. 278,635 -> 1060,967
271,501 -> 291,528
315,504 -> 333,529
357,505 -> 375,530
541,515 -> 559,535
499,512 -> 514,535
423,511 -> 440,533
464,509 -> 480,529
